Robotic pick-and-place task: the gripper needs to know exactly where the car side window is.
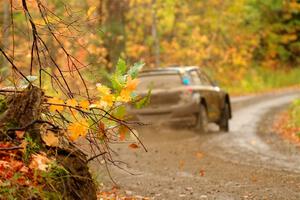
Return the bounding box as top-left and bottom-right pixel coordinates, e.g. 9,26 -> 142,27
189,70 -> 201,85
198,72 -> 212,86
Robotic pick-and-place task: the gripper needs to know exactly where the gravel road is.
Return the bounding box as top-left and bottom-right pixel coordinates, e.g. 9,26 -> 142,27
92,90 -> 300,200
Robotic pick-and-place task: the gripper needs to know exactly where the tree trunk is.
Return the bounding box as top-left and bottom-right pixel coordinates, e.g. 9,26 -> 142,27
0,87 -> 97,200
99,0 -> 128,68
151,0 -> 160,67
0,1 -> 10,80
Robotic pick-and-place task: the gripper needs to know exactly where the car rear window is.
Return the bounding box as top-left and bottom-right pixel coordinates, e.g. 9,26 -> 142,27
137,73 -> 183,90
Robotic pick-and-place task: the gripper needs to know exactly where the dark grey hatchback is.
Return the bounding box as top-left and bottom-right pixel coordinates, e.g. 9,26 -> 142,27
128,66 -> 232,132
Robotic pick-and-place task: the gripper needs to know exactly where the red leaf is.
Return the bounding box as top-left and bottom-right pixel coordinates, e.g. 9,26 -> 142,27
129,143 -> 139,149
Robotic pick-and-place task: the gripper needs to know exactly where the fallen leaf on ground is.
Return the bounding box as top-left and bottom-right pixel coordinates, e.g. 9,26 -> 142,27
179,160 -> 185,170
129,143 -> 139,149
251,175 -> 258,182
199,169 -> 205,176
29,153 -> 51,171
196,152 -> 204,159
42,130 -> 59,147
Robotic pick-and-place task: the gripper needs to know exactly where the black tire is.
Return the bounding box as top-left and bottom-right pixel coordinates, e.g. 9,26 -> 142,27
195,104 -> 208,133
218,102 -> 230,132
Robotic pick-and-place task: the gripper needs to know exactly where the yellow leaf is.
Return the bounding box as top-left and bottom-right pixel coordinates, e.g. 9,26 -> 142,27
48,97 -> 64,112
80,100 -> 90,110
42,130 -> 59,147
87,6 -> 97,18
66,98 -> 78,107
101,94 -> 115,107
117,89 -> 131,102
67,119 -> 89,141
96,84 -> 111,95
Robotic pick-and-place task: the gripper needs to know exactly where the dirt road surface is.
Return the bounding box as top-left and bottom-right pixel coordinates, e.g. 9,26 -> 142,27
92,90 -> 300,200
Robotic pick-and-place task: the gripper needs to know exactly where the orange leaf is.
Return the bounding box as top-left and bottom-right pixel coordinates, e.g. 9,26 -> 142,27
126,77 -> 139,92
15,130 -> 25,139
196,152 -> 204,159
129,143 -> 139,149
97,122 -> 105,138
119,132 -> 126,141
251,175 -> 258,182
199,169 -> 205,176
68,130 -> 80,142
119,126 -> 128,141
179,160 -> 185,170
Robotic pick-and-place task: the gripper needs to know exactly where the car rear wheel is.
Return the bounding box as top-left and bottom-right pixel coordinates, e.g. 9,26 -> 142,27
195,104 -> 208,133
218,102 -> 230,132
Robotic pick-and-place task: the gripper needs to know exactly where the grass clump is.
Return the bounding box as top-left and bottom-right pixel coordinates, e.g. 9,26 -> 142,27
219,67 -> 300,95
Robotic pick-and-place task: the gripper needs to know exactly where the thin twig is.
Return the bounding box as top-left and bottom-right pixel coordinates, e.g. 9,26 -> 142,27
86,152 -> 107,163
0,146 -> 23,151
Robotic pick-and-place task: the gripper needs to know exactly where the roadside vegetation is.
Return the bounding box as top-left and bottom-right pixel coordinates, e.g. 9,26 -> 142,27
274,99 -> 300,145
219,67 -> 300,95
1,0 -> 300,93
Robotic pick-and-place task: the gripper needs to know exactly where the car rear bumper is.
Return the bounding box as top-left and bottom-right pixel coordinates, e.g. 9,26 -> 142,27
127,101 -> 198,125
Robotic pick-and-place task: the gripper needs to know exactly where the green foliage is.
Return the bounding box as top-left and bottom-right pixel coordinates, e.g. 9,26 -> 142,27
109,59 -> 144,92
221,67 -> 300,95
46,163 -> 69,178
252,0 -> 300,66
23,135 -> 40,164
135,89 -> 152,109
110,58 -> 127,92
110,73 -> 125,92
116,58 -> 127,75
113,105 -> 126,119
289,99 -> 300,128
128,62 -> 145,79
0,98 -> 7,115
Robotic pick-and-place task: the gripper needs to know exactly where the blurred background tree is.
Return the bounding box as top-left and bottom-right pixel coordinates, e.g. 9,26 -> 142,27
1,0 -> 299,94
